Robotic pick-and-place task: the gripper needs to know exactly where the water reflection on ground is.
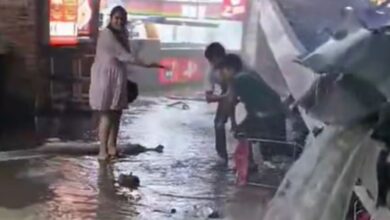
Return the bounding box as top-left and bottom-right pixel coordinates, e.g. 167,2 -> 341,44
0,93 -> 273,220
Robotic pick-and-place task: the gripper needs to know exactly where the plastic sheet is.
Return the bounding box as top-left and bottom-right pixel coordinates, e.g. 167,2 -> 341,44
263,125 -> 374,220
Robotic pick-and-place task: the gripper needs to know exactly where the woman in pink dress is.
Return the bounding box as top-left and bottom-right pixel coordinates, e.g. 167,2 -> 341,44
89,6 -> 162,160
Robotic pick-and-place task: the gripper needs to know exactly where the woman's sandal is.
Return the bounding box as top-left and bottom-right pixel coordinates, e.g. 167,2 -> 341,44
108,151 -> 126,160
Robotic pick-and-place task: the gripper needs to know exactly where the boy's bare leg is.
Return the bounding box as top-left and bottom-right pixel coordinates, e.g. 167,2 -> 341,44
215,99 -> 229,164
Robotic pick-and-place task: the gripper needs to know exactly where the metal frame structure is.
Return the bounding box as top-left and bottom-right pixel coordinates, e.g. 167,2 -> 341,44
239,134 -> 304,188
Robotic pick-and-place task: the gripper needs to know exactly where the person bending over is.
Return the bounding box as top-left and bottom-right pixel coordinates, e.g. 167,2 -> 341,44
211,54 -> 288,160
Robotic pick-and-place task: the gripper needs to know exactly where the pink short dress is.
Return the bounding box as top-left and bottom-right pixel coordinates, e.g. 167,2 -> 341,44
89,28 -> 135,111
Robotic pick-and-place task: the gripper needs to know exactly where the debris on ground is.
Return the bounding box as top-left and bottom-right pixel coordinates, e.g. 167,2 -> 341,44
208,210 -> 220,218
166,95 -> 205,102
170,208 -> 177,214
192,206 -> 221,219
118,173 -> 140,189
37,142 -> 163,156
120,144 -> 164,155
155,145 -> 164,153
167,101 -> 190,110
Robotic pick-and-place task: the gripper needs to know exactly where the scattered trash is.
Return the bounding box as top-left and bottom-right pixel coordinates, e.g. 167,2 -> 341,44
192,206 -> 221,218
208,210 -> 220,218
166,95 -> 205,102
118,172 -> 140,189
121,144 -> 164,155
167,101 -> 190,110
155,145 -> 164,153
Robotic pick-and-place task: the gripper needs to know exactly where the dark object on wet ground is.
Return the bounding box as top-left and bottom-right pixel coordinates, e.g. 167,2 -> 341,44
121,144 -> 164,155
36,142 -> 164,156
170,208 -> 176,214
208,210 -> 220,218
118,172 -> 140,189
167,101 -> 190,110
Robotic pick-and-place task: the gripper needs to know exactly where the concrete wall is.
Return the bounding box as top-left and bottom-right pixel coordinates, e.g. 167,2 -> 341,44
0,0 -> 47,126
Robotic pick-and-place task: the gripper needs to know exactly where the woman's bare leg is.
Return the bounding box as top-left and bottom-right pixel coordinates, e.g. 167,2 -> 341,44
98,112 -> 111,160
108,111 -> 122,157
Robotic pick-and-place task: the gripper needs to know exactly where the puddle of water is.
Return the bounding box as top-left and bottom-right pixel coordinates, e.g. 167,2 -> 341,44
0,94 -> 273,220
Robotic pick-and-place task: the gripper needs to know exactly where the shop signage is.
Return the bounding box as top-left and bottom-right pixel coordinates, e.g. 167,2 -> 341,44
49,0 -> 93,46
158,57 -> 205,85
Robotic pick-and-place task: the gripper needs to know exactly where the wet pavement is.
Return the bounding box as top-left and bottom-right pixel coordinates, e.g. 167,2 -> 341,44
0,91 -> 273,220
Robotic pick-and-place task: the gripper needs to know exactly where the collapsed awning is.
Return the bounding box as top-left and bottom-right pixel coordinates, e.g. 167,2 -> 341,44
258,0 -> 390,219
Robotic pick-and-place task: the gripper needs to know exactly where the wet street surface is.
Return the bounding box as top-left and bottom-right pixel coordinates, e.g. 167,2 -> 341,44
0,92 -> 273,220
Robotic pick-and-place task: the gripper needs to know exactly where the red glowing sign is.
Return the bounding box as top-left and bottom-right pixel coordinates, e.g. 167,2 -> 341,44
77,0 -> 93,37
49,0 -> 93,46
221,0 -> 247,20
159,58 -> 205,85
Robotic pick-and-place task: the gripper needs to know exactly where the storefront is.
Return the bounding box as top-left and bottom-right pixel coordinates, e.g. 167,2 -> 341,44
45,0 -> 249,111
99,0 -> 248,86
47,0 -> 100,111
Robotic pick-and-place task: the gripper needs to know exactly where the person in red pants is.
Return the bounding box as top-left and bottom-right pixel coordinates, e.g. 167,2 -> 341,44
212,54 -> 288,161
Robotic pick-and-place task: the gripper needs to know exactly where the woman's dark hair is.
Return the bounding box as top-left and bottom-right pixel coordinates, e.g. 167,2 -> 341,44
107,6 -> 130,52
110,6 -> 128,25
218,53 -> 243,73
204,42 -> 226,61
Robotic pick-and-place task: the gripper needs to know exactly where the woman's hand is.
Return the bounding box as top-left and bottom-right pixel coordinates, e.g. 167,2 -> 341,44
147,62 -> 169,69
132,59 -> 167,69
205,93 -> 223,103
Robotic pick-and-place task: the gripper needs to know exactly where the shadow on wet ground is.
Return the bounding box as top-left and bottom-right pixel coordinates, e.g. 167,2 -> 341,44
0,91 -> 274,220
